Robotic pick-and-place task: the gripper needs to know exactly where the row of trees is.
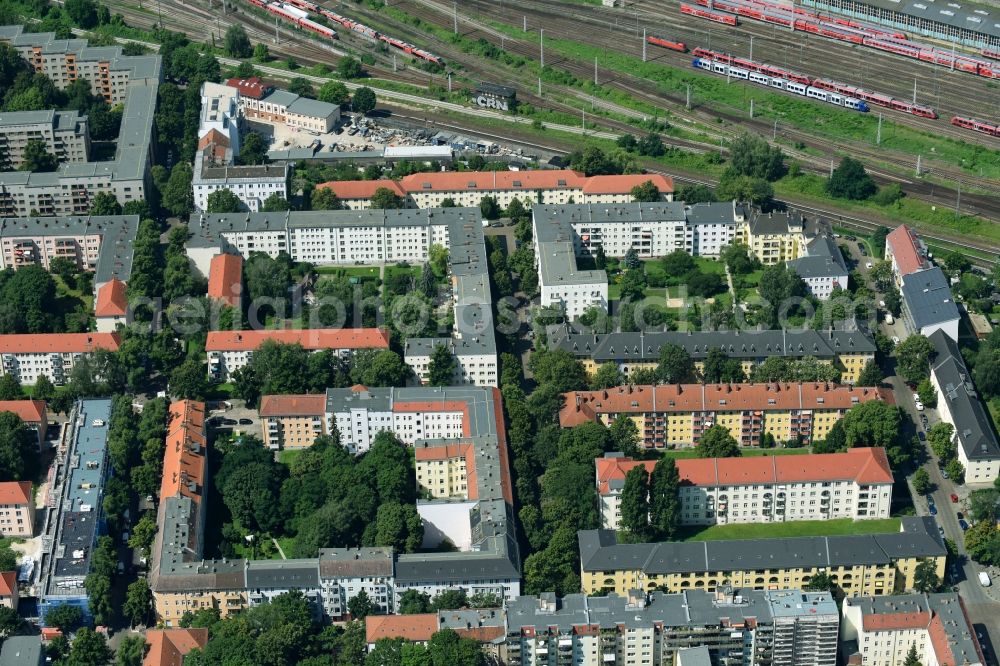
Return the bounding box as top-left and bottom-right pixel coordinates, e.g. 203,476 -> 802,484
618,458 -> 681,541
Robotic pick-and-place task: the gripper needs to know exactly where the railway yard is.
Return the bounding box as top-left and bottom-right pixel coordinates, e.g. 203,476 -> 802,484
98,0 -> 1000,262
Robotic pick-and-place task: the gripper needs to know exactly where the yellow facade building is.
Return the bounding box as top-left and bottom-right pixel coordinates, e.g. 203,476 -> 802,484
579,517 -> 946,599
561,382 -> 893,448
415,443 -> 473,499
549,325 -> 877,386
739,208 -> 808,265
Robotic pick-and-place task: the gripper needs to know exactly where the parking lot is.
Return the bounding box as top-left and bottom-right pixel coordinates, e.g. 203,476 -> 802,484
207,399 -> 262,439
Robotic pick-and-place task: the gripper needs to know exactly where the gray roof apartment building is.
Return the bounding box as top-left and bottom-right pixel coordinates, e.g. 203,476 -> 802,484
0,110 -> 90,170
0,26 -> 160,217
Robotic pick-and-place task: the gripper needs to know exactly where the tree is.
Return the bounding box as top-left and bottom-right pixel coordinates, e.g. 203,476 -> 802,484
945,458 -> 965,484
609,416 -> 640,458
619,466 -> 650,537
353,87 -> 377,115
631,180 -> 661,202
903,644 -> 923,666
0,375 -> 22,401
968,488 -> 1000,523
370,186 -> 403,210
318,80 -> 350,105
896,335 -> 935,383
965,519 -> 1000,565
591,362 -> 625,390
696,425 -> 740,458
656,343 -> 694,384
912,558 -> 940,593
702,348 -> 745,383
0,606 -> 21,638
206,188 -> 243,213
350,350 -> 411,387
123,578 -> 152,627
661,250 -> 695,278
89,191 -> 122,216
20,139 -> 58,172
348,590 -> 375,620
398,590 -> 432,614
623,247 -> 641,271
374,502 -> 423,553
45,604 -> 84,632
427,627 -> 485,666
649,456 -> 680,540
223,25 -> 252,57
128,513 -> 158,556
65,0 -> 99,27
115,635 -> 146,666
311,187 -> 343,211
169,358 -> 209,400
479,195 -> 501,220
0,411 -> 39,480
616,134 -> 638,152
253,42 -> 270,62
804,571 -> 834,592
430,589 -> 468,611
288,77 -> 314,97
912,468 -> 933,495
928,423 -> 956,462
260,193 -> 290,212
427,344 -> 456,387
64,628 -> 113,666
841,401 -> 902,451
162,162 -> 194,216
827,156 -> 877,200
728,132 -> 785,180
221,463 -> 283,532
618,268 -> 646,303
237,131 -> 268,166
637,133 -> 666,157
338,56 -> 363,79
716,173 -> 774,207
856,359 -> 884,387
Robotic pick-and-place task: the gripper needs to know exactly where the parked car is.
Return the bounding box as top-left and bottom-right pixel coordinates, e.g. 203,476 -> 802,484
221,418 -> 238,426
929,503 -> 938,516
980,571 -> 992,587
892,336 -> 900,345
238,418 -> 253,425
920,414 -> 929,427
957,512 -> 964,520
866,261 -> 873,269
942,469 -> 950,480
951,493 -> 960,503
959,519 -> 970,530
918,431 -> 926,441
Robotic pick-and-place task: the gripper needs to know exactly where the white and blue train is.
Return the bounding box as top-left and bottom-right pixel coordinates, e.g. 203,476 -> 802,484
692,58 -> 869,112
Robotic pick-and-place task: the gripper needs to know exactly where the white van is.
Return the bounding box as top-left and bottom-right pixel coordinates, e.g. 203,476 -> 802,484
980,571 -> 991,587
885,313 -> 894,325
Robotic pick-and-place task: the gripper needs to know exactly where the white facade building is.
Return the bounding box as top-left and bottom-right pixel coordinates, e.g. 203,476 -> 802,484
596,448 -> 894,530
841,593 -> 984,666
787,233 -> 849,300
900,267 -> 960,342
0,110 -> 90,170
0,332 -> 121,385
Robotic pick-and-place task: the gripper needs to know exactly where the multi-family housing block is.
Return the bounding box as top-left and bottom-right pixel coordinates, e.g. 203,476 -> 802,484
928,329 -> 1000,483
547,323 -> 877,384
884,224 -> 931,288
206,253 -> 243,309
561,382 -> 893,448
840,593 -> 985,666
225,76 -> 340,133
0,481 -> 35,538
531,203 -> 831,318
787,232 -> 849,300
0,332 -> 121,385
900,266 -> 960,342
318,170 -> 674,210
0,399 -> 48,446
203,328 -> 390,382
503,587 -> 838,666
0,110 -> 89,170
595,447 -> 894,529
186,208 -> 498,386
578,516 -> 946,598
38,399 -> 112,626
143,628 -> 209,666
152,386 -> 521,625
193,81 -> 289,213
0,27 -> 160,217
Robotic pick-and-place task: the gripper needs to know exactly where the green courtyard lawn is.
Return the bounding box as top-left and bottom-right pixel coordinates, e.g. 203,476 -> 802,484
679,517 -> 902,542
314,266 -> 380,279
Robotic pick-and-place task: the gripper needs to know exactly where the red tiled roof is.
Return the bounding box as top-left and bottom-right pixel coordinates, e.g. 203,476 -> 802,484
595,448 -> 893,494
205,328 -> 390,352
224,76 -> 272,99
366,614 -> 438,643
0,571 -> 15,597
0,400 -> 45,423
0,481 -> 32,506
160,401 -> 207,527
455,625 -> 506,642
415,443 -> 477,499
886,225 -> 930,277
94,278 -> 127,317
561,383 -> 893,427
862,611 -> 930,631
398,169 -> 587,193
143,628 -> 209,666
0,332 -> 121,354
580,173 -> 674,195
207,254 -> 243,308
259,394 -> 326,418
316,180 -> 406,200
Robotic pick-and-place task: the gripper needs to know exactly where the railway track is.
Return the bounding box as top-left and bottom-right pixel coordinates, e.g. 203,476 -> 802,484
444,0 -> 1000,191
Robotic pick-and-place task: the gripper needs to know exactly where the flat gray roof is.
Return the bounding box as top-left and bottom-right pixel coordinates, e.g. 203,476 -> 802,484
901,267 -> 960,330
287,96 -> 340,119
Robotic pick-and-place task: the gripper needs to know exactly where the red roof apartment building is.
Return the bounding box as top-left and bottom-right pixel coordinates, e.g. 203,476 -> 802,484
0,481 -> 35,538
885,224 -> 931,287
317,169 -> 674,210
0,400 -> 47,446
206,253 -> 244,309
561,382 -> 893,448
0,332 -> 121,385
595,448 -> 894,528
